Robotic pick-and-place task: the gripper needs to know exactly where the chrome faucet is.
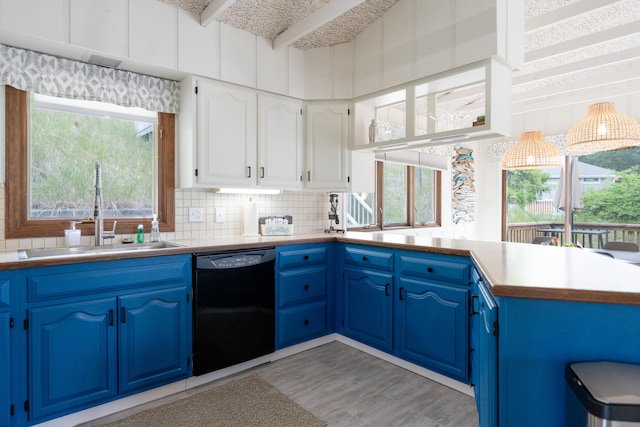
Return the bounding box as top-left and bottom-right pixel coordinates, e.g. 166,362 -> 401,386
92,162 -> 116,246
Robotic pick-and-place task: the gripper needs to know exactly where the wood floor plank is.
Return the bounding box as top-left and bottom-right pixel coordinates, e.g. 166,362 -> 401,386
253,342 -> 479,427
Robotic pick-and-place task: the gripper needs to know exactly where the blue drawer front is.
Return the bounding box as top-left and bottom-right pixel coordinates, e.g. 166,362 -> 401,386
398,255 -> 470,284
278,302 -> 327,348
278,267 -> 326,307
344,246 -> 394,272
278,247 -> 327,269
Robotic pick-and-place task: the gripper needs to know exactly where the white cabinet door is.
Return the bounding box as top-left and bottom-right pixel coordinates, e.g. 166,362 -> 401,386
258,94 -> 303,190
196,80 -> 257,187
305,102 -> 350,191
0,0 -> 69,43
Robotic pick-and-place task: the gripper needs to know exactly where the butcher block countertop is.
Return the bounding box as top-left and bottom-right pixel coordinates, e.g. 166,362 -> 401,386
1,231 -> 638,306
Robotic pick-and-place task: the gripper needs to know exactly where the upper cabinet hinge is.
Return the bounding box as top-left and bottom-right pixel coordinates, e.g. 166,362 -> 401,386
300,108 -> 303,115
195,86 -> 198,95
347,176 -> 351,183
195,169 -> 198,177
493,322 -> 499,337
347,108 -> 351,115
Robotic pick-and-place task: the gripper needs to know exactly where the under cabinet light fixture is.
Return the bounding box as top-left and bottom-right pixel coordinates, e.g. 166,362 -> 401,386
216,188 -> 282,195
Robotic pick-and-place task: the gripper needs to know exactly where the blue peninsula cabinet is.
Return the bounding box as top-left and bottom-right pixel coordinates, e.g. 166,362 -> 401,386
22,255 -> 192,425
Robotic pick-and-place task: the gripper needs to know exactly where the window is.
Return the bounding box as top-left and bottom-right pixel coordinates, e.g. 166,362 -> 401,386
5,86 -> 175,239
347,160 -> 441,229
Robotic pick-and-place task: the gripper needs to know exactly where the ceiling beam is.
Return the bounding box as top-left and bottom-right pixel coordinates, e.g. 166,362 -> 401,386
525,22 -> 639,63
526,0 -> 624,31
272,0 -> 366,50
201,0 -> 237,27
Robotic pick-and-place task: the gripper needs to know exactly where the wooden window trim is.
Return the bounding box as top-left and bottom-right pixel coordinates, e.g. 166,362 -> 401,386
367,161 -> 441,230
5,86 -> 175,239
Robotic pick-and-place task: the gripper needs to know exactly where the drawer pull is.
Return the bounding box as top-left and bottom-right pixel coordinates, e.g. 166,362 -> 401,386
427,267 -> 434,273
362,256 -> 368,261
304,319 -> 309,326
304,284 -> 309,290
385,283 -> 390,297
303,255 -> 309,260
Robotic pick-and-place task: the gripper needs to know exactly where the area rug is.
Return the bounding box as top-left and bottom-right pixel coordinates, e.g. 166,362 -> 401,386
100,374 -> 326,427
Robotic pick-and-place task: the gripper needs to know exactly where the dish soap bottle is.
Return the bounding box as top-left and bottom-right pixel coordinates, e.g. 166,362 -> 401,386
150,214 -> 160,242
137,224 -> 144,243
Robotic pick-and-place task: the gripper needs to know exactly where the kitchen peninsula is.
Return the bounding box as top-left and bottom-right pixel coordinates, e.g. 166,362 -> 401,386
2,232 -> 640,427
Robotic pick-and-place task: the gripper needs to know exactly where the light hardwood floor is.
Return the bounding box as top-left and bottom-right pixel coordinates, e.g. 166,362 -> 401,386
82,341 -> 479,427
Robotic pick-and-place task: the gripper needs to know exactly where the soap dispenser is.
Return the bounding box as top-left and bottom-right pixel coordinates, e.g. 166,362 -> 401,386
65,221 -> 81,247
137,224 -> 144,243
150,214 -> 160,242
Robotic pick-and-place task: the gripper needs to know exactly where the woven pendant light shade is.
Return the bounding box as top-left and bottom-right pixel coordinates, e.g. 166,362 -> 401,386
566,102 -> 640,153
502,131 -> 563,170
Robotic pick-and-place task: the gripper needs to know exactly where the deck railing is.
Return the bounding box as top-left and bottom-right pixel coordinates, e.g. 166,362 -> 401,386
507,223 -> 640,248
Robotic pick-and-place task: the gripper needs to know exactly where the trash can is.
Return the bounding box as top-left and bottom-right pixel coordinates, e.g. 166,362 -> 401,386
565,361 -> 640,427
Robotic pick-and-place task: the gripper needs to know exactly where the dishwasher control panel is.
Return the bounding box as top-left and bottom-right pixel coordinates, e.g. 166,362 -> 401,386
212,255 -> 262,269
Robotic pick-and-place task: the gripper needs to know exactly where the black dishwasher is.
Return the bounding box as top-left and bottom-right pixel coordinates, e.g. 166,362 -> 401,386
193,248 -> 276,376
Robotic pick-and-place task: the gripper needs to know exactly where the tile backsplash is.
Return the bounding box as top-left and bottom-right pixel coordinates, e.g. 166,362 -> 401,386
0,185 -> 329,251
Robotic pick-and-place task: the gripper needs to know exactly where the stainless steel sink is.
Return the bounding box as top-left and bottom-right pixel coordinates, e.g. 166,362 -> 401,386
18,241 -> 184,260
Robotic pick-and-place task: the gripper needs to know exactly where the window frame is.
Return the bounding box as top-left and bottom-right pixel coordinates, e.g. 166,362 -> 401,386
5,86 -> 175,239
349,160 -> 441,231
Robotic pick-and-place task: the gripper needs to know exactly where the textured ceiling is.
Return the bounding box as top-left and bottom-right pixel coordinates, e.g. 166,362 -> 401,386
160,0 -> 640,112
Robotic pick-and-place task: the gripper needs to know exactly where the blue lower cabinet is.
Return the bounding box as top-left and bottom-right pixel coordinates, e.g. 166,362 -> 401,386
118,287 -> 190,394
1,312 -> 11,427
343,267 -> 394,352
278,301 -> 327,348
29,298 -> 118,421
397,277 -> 469,382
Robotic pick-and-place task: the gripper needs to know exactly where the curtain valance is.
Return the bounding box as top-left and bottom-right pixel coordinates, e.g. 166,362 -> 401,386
0,44 -> 179,114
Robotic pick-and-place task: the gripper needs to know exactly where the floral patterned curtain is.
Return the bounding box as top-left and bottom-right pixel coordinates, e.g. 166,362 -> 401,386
0,44 -> 179,114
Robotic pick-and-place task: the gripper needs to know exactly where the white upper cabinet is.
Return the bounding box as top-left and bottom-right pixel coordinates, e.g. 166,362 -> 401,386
178,77 -> 303,190
129,0 -> 177,70
177,9 -> 220,79
0,0 -> 69,44
220,24 -> 257,88
70,0 -> 128,58
258,94 -> 303,190
304,102 -> 350,191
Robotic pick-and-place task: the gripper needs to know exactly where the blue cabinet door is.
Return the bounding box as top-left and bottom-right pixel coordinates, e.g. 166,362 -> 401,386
397,277 -> 469,382
473,279 -> 498,427
118,287 -> 189,394
343,267 -> 393,352
0,312 -> 9,427
29,298 -> 118,421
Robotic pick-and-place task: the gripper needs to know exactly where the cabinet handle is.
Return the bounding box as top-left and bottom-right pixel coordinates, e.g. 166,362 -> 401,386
399,287 -> 404,300
247,166 -> 252,178
385,283 -> 390,297
303,255 -> 309,260
260,167 -> 265,178
362,256 -> 368,262
121,307 -> 127,323
108,309 -> 114,326
304,284 -> 309,290
307,171 -> 311,182
304,319 -> 309,326
427,267 -> 434,273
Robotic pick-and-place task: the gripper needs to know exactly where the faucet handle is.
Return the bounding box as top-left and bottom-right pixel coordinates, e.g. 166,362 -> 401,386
103,221 -> 117,239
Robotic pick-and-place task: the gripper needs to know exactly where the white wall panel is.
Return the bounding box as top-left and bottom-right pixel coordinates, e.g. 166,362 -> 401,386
304,47 -> 333,99
177,9 -> 220,79
257,36 -> 288,95
129,0 -> 177,69
288,47 -> 305,99
415,0 -> 453,78
0,0 -> 69,44
382,0 -> 414,88
333,42 -> 353,99
353,19 -> 383,97
220,23 -> 257,88
70,0 -> 128,58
